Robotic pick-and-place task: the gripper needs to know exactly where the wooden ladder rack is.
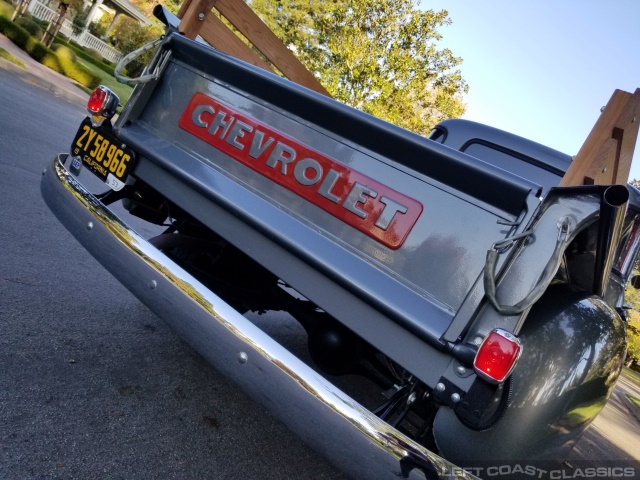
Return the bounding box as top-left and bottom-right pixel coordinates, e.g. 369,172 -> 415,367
561,88 -> 640,186
176,0 -> 330,97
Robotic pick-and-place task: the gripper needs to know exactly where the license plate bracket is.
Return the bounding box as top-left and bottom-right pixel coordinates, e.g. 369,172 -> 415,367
71,117 -> 136,191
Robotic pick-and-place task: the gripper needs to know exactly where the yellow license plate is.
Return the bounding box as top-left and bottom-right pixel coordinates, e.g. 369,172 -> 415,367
71,117 -> 135,190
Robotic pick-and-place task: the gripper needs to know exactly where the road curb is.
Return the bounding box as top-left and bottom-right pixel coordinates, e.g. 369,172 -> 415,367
0,55 -> 88,106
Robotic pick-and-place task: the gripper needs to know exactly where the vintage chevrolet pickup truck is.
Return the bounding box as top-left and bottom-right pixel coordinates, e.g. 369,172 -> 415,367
41,10 -> 640,480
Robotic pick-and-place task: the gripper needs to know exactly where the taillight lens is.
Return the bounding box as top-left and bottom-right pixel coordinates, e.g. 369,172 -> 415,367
87,86 -> 119,119
474,329 -> 522,383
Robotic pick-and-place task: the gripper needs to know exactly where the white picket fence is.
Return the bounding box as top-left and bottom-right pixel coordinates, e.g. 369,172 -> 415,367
28,0 -> 123,63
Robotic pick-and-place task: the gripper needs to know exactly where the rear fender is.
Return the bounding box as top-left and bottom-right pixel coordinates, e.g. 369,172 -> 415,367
433,286 -> 627,465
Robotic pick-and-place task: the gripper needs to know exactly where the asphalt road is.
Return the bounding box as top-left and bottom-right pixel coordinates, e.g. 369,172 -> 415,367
0,69 -> 345,479
1,64 -> 640,480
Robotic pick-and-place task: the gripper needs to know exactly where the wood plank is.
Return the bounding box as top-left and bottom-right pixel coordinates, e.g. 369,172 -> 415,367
178,0 -> 217,39
211,0 -> 330,96
583,138 -> 617,185
199,14 -> 275,73
177,0 -> 194,19
612,89 -> 640,183
560,88 -> 640,186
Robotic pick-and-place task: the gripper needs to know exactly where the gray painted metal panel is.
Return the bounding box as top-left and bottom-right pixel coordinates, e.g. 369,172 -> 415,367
133,64 -> 513,314
115,35 -> 545,348
130,155 -> 454,387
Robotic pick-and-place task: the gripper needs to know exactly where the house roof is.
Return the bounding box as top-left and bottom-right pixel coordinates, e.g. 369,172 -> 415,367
106,0 -> 152,25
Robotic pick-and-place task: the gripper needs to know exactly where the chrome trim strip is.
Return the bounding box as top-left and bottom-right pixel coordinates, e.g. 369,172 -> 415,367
41,155 -> 475,480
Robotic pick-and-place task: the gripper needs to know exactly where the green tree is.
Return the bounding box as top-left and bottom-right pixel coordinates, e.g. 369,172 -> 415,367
109,16 -> 163,76
88,16 -> 109,38
129,0 -> 182,18
626,310 -> 640,368
103,0 -> 179,75
71,9 -> 87,36
626,275 -> 640,368
249,0 -> 467,135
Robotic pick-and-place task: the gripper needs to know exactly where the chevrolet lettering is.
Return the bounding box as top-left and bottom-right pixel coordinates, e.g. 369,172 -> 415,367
179,92 -> 422,249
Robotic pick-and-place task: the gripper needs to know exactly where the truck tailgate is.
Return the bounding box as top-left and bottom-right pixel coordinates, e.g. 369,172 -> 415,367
117,34 -> 542,349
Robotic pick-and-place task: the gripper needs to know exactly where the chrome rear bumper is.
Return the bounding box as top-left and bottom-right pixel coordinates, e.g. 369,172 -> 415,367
41,155 -> 474,480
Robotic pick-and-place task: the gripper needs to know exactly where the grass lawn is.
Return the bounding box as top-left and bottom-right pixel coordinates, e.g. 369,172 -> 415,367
622,366 -> 640,387
75,57 -> 134,105
628,394 -> 640,408
0,47 -> 25,68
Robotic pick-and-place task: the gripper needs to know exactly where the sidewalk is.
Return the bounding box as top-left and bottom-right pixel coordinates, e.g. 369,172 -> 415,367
0,32 -> 89,105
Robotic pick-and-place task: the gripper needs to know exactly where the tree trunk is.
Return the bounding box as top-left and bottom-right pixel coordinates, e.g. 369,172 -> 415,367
11,0 -> 30,21
42,5 -> 68,48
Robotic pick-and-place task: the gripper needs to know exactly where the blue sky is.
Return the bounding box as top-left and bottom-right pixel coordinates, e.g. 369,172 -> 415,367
421,1 -> 640,181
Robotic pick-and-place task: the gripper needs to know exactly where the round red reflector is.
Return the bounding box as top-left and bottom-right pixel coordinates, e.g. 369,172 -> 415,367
474,329 -> 521,383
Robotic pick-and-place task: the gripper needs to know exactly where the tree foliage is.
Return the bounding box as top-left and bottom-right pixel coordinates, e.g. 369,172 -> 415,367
626,309 -> 640,368
625,280 -> 640,368
70,9 -> 87,36
109,16 -> 162,54
107,15 -> 162,76
130,0 -> 182,18
623,179 -> 640,368
248,0 -> 467,135
101,0 -> 466,134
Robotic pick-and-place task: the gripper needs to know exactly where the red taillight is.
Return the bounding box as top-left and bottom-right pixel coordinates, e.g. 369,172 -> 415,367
88,87 -> 106,113
474,329 -> 522,383
87,86 -> 119,118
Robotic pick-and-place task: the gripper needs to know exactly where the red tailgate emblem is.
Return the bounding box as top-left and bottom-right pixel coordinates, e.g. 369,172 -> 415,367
179,93 -> 422,249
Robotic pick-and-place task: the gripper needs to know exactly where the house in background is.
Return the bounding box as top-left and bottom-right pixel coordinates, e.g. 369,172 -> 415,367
27,0 -> 151,62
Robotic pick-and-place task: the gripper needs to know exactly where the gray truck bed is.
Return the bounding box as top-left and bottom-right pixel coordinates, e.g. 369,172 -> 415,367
116,34 -> 542,364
